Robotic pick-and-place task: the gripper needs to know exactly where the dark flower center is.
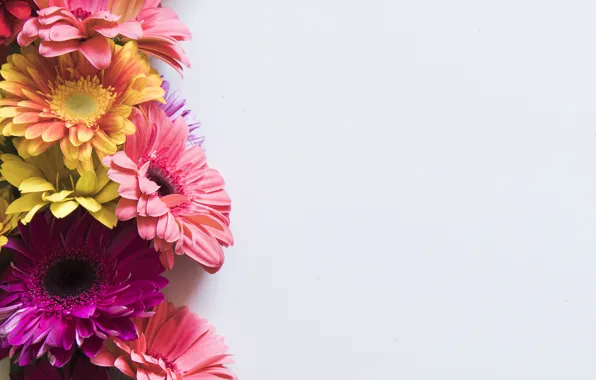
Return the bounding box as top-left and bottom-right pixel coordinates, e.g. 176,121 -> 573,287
71,7 -> 91,20
43,258 -> 97,298
146,166 -> 177,197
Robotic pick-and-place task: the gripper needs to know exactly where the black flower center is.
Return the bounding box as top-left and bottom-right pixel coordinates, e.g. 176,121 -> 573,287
146,166 -> 177,197
43,258 -> 97,298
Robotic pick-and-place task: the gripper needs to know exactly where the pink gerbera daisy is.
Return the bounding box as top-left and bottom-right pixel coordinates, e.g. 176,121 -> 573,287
92,301 -> 236,380
18,0 -> 191,72
103,103 -> 233,272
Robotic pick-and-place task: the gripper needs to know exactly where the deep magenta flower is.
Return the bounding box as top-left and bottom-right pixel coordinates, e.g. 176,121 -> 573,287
10,356 -> 110,380
0,211 -> 168,367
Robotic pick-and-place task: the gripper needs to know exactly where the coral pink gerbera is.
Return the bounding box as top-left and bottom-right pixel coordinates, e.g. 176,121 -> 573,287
103,103 -> 233,272
18,0 -> 191,72
92,301 -> 236,380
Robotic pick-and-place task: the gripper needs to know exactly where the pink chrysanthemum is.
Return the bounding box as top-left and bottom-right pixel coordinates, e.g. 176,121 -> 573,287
92,301 -> 236,380
0,211 -> 168,367
104,103 -> 233,272
18,0 -> 191,72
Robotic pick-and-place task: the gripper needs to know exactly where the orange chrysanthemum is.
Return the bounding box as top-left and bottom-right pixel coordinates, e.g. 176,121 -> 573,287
0,40 -> 164,171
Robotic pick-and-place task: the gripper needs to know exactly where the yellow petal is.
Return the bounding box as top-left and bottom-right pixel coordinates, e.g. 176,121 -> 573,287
6,193 -> 44,213
50,201 -> 79,218
111,105 -> 132,118
0,107 -> 19,118
19,177 -> 55,193
42,190 -> 73,203
1,158 -> 43,187
23,202 -> 45,224
123,119 -> 135,135
93,181 -> 120,204
90,201 -> 117,229
75,196 -> 102,212
95,165 -> 110,190
0,235 -> 8,247
75,170 -> 97,197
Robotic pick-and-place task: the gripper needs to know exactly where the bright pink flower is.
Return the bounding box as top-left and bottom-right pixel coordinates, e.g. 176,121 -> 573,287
92,301 -> 237,379
103,103 -> 233,272
18,0 -> 191,72
0,0 -> 34,45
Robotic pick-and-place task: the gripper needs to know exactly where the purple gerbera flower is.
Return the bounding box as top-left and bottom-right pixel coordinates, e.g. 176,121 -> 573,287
160,80 -> 205,147
11,356 -> 109,380
0,212 -> 168,367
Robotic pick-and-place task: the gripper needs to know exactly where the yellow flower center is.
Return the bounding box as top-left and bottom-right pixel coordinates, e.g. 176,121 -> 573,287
49,76 -> 116,127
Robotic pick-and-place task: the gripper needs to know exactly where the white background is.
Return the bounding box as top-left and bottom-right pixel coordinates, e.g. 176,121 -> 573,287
5,0 -> 596,379
161,0 -> 596,379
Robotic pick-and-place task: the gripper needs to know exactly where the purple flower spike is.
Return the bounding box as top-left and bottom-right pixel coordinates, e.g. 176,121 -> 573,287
0,212 -> 168,367
160,80 -> 205,147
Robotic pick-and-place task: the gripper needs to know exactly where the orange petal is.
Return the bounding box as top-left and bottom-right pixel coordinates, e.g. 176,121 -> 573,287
13,112 -> 43,124
24,122 -> 53,139
41,122 -> 66,142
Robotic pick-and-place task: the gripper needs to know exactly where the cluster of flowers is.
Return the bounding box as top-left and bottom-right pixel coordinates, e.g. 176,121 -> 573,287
0,0 -> 236,379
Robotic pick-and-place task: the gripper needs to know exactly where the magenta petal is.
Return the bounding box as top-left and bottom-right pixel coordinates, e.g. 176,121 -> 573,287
76,319 -> 94,339
72,304 -> 96,319
80,335 -> 103,358
48,346 -> 75,367
113,318 -> 138,341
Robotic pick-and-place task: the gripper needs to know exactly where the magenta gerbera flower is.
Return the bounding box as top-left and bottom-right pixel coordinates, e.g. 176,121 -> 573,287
0,211 -> 168,367
104,103 -> 233,272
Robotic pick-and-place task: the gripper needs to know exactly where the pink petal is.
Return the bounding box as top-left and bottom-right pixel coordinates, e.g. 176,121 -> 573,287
138,175 -> 159,194
115,198 -> 139,221
156,213 -> 180,243
112,151 -> 138,171
79,35 -> 111,69
161,194 -> 190,208
137,216 -> 157,240
118,21 -> 142,39
146,195 -> 168,217
38,39 -> 80,57
91,347 -> 117,367
48,23 -> 85,41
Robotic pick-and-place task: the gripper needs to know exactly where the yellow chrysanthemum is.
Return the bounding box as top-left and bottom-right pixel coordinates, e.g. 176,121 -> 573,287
0,40 -> 165,171
0,183 -> 20,248
0,146 -> 120,228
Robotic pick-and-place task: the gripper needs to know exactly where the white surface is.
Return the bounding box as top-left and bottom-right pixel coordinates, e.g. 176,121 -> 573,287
6,0 -> 596,379
162,0 -> 596,379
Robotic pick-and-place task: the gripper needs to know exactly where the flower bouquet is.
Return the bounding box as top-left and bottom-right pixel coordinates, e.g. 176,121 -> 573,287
0,1 -> 236,378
